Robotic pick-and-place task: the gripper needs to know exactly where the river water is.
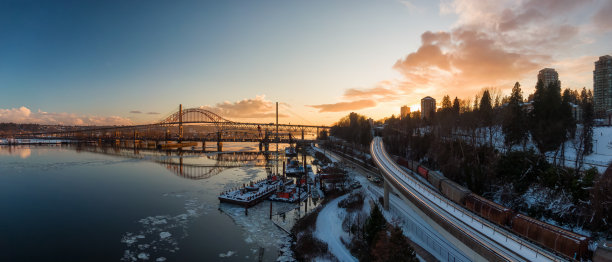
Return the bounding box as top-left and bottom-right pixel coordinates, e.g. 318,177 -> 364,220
0,143 -> 315,261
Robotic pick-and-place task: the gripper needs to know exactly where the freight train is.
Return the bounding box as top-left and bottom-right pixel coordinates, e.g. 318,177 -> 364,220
394,156 -> 591,260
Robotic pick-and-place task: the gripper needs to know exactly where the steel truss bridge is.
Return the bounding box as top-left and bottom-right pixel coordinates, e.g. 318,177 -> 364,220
75,145 -> 278,180
18,105 -> 329,143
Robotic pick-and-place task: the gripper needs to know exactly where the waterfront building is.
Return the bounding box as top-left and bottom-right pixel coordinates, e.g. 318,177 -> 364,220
421,96 -> 436,120
537,68 -> 560,87
400,105 -> 410,119
594,55 -> 612,118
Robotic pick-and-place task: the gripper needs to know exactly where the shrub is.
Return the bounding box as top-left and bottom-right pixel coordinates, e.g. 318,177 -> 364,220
338,192 -> 364,212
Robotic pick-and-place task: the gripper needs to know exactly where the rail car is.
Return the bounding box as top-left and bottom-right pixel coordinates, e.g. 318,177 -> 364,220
465,194 -> 512,226
392,156 -> 591,260
511,214 -> 590,260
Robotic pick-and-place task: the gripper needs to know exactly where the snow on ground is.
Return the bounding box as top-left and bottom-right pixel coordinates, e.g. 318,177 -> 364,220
318,144 -> 474,261
551,126 -> 612,172
313,194 -> 358,262
120,192 -> 212,262
351,174 -> 469,262
372,138 -> 565,261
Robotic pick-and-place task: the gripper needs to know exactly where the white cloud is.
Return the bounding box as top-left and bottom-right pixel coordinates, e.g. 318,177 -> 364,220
199,95 -> 288,119
0,106 -> 133,125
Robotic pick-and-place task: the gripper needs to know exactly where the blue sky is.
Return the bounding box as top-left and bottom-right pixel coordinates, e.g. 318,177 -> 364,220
1,0 -> 611,125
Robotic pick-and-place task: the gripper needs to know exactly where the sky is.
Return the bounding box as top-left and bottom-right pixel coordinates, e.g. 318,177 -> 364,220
1,0 -> 611,126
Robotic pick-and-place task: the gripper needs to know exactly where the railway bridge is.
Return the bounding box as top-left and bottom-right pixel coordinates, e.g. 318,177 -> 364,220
17,104 -> 330,150
371,137 -> 566,262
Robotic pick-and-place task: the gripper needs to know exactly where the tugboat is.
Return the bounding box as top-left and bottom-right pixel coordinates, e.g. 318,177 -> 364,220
269,183 -> 308,203
218,174 -> 284,207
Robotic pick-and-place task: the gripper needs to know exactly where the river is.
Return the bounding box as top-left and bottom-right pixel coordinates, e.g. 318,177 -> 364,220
0,143 -> 315,261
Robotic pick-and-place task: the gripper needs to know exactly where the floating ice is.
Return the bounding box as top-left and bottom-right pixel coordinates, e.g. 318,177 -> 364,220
137,252 -> 149,260
155,257 -> 166,262
159,232 -> 171,239
219,251 -> 236,258
120,194 -> 212,262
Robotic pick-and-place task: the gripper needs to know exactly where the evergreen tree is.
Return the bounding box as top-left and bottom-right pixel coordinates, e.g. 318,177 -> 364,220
364,204 -> 386,246
479,89 -> 493,126
330,112 -> 372,146
502,82 -> 527,149
529,80 -> 567,156
452,97 -> 460,115
371,226 -> 418,262
581,88 -> 594,154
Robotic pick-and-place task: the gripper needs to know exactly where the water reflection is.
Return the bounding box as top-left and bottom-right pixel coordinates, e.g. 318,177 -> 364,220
73,144 -> 282,180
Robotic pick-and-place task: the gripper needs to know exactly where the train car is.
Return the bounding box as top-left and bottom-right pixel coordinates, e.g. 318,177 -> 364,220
511,214 -> 590,260
464,194 -> 512,226
427,170 -> 445,190
439,179 -> 471,205
416,165 -> 429,180
395,157 -> 419,173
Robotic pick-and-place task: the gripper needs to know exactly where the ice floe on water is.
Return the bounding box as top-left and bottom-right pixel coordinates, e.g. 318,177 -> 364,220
219,250 -> 236,258
120,193 -> 212,261
219,201 -> 299,261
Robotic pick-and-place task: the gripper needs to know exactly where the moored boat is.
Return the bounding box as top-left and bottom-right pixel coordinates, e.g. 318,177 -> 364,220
218,175 -> 283,207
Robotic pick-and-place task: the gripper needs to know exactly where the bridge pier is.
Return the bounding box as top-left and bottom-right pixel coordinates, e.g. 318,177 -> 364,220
383,178 -> 390,211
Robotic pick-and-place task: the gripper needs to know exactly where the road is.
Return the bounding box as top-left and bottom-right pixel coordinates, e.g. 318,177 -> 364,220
370,137 -> 566,262
312,144 -> 471,262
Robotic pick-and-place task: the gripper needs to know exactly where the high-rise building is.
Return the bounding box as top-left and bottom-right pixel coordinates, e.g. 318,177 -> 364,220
594,55 -> 612,117
421,96 -> 436,120
400,105 -> 410,119
537,68 -> 559,87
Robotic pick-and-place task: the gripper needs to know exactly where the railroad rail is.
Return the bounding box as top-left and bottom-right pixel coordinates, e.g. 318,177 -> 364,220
370,137 -> 566,262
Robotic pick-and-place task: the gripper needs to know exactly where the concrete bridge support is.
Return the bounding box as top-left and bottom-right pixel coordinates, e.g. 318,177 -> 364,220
217,132 -> 223,151
383,178 -> 390,211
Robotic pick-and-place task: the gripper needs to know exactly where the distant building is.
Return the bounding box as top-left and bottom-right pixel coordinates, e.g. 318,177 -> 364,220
421,96 -> 436,120
400,105 -> 410,119
367,118 -> 374,127
594,55 -> 612,118
537,68 -> 560,87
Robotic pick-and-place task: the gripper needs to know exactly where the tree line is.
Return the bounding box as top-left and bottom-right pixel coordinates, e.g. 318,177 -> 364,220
380,81 -> 609,237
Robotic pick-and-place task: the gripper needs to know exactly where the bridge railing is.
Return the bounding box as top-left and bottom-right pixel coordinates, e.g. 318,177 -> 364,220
366,186 -> 471,262
372,138 -> 562,262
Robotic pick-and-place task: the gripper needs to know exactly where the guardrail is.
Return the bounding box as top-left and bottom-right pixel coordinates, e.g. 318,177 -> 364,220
366,186 -> 471,262
371,137 -> 563,262
314,144 -> 472,261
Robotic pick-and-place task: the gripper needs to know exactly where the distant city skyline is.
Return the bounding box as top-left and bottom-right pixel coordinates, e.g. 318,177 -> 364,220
1,0 -> 612,125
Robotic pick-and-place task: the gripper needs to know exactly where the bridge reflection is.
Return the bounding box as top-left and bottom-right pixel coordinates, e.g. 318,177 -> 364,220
74,145 -> 279,180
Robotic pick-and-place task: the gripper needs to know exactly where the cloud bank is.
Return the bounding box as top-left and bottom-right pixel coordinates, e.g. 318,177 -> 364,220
199,95 -> 287,119
313,0 -> 609,113
0,106 -> 133,125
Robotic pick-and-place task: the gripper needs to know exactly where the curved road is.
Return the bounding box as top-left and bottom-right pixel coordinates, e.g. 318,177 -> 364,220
370,137 -> 566,262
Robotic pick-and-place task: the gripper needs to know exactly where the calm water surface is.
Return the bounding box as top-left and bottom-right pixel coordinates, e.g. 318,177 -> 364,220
0,143 -> 309,262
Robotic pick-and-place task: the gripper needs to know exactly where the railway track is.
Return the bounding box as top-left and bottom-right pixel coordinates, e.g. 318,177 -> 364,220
370,137 -> 567,262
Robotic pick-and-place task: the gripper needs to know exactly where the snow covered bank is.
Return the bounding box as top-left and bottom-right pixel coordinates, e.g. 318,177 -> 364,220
313,194 -> 358,262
